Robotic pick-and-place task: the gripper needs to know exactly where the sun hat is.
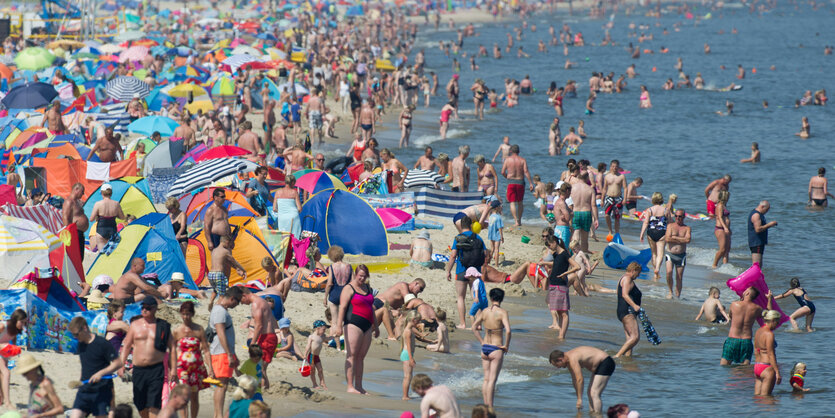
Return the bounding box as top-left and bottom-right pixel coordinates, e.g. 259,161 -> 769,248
279,318 -> 291,328
465,267 -> 481,278
13,353 -> 42,375
417,230 -> 430,240
82,289 -> 110,305
170,272 -> 185,283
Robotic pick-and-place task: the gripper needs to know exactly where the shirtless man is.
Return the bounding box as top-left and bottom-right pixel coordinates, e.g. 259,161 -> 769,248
549,346 -> 616,413
306,90 -> 325,144
562,128 -> 583,155
208,235 -> 246,310
358,101 -> 376,141
704,174 -> 731,218
204,189 -> 231,253
63,183 -> 88,262
414,146 -> 436,171
740,142 -> 761,163
283,145 -> 314,174
111,258 -> 163,303
664,209 -> 691,299
491,136 -> 511,162
411,374 -> 461,418
721,287 -> 771,365
41,104 -> 66,134
380,148 -> 408,192
601,160 -> 627,236
548,119 -> 562,156
237,121 -> 263,163
172,116 -> 196,150
451,145 -> 470,192
87,127 -> 122,162
373,279 -> 426,340
119,297 -> 175,418
570,172 -> 598,254
240,287 -> 277,389
623,177 -> 644,216
501,145 -> 534,227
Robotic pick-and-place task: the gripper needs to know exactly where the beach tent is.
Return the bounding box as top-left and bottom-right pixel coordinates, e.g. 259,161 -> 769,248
185,190 -> 258,224
142,137 -> 185,176
187,216 -> 276,286
10,268 -> 85,312
32,157 -> 138,199
0,215 -> 63,287
300,189 -> 388,256
85,213 -> 198,289
83,177 -> 156,225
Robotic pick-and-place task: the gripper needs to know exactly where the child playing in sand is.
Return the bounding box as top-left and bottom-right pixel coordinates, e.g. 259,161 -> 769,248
400,311 -> 422,400
695,287 -> 730,323
274,318 -> 303,361
304,320 -> 328,389
487,201 -> 504,267
423,309 -> 449,353
238,344 -> 265,397
790,362 -> 809,393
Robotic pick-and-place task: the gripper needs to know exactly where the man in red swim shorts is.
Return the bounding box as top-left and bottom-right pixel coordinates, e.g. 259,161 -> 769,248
501,144 -> 534,227
240,288 -> 278,389
704,174 -> 731,218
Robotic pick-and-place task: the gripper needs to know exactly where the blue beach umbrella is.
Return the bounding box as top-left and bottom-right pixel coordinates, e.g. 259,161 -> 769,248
128,115 -> 180,137
1,82 -> 58,109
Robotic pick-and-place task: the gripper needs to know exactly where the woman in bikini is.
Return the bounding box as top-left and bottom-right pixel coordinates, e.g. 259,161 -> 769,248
475,155 -> 498,196
333,264 -> 379,394
774,278 -> 816,332
472,288 -> 511,408
398,104 -> 414,148
712,190 -> 731,268
0,309 -> 27,408
172,301 -> 212,418
639,85 -> 652,108
753,309 -> 781,396
808,167 -> 833,207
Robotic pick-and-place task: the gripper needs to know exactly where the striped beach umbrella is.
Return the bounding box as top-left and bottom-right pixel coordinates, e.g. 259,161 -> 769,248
106,76 -> 150,101
403,169 -> 444,189
0,204 -> 64,235
0,215 -> 62,282
166,158 -> 257,197
222,54 -> 259,72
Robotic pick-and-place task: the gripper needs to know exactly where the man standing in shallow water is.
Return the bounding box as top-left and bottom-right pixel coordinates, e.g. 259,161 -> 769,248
704,174 -> 731,218
501,144 -> 533,226
721,287 -> 771,365
748,200 -> 777,267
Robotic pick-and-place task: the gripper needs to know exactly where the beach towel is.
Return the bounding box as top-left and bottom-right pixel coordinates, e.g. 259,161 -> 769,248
86,161 -> 110,181
273,198 -> 301,237
290,236 -> 311,268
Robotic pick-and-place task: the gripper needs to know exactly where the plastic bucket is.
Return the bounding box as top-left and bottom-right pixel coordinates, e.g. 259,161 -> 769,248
520,235 -> 531,244
299,364 -> 311,377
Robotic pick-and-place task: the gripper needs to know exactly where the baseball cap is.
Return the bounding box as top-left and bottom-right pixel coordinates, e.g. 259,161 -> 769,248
465,267 -> 481,278
141,297 -> 158,308
490,200 -> 501,208
313,320 -> 329,328
101,183 -> 112,191
278,318 -> 291,328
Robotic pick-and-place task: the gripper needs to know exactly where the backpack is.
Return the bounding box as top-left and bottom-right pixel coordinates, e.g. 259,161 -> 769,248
455,232 -> 484,270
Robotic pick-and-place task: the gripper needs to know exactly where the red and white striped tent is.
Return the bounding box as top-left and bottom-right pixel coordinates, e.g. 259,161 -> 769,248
0,203 -> 64,235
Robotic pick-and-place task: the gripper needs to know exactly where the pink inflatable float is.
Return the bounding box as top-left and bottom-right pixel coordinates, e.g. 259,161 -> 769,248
726,263 -> 789,327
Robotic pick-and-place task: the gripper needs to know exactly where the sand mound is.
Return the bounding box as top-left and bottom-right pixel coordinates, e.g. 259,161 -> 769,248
265,381 -> 335,402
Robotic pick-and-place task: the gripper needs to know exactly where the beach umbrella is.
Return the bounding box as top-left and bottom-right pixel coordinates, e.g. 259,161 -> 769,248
115,30 -> 146,42
167,83 -> 209,98
185,190 -> 258,223
376,207 -> 413,230
47,39 -> 85,50
211,77 -> 236,96
403,169 -> 444,189
291,168 -> 322,179
232,45 -> 262,56
127,115 -> 180,137
300,189 -> 388,256
166,46 -> 193,57
185,100 -> 214,113
1,82 -> 58,109
193,145 -> 251,162
99,43 -> 124,53
14,47 -> 56,71
276,82 -> 309,96
166,158 -> 258,197
0,215 -> 63,283
295,171 -> 348,195
118,45 -> 150,63
106,76 -> 150,101
222,54 -> 259,71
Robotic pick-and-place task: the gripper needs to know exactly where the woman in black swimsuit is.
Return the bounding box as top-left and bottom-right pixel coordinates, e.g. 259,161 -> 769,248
774,277 -> 816,332
166,197 -> 188,255
89,184 -> 125,252
615,262 -> 642,358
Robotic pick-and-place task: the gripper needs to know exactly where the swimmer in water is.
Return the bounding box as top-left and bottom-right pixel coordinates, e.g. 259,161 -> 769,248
795,116 -> 810,139
740,142 -> 761,163
807,167 -> 833,207
695,287 -> 730,323
716,100 -> 733,116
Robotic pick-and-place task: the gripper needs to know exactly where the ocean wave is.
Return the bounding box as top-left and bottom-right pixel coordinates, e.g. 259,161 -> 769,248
412,128 -> 472,147
441,368 -> 533,394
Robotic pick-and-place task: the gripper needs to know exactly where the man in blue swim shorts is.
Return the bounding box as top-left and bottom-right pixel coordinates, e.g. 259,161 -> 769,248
209,235 -> 247,310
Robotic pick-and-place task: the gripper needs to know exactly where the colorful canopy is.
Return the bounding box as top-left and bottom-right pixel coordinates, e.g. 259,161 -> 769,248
295,171 -> 348,195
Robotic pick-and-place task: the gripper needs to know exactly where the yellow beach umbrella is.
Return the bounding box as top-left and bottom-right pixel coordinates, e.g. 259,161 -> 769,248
168,83 -> 210,98
185,100 -> 214,113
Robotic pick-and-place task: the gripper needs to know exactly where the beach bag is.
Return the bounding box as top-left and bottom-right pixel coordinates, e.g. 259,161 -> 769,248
455,232 -> 484,270
294,268 -> 328,292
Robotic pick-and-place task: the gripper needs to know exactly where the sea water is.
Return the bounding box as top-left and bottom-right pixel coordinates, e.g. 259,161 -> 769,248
314,3 -> 834,416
